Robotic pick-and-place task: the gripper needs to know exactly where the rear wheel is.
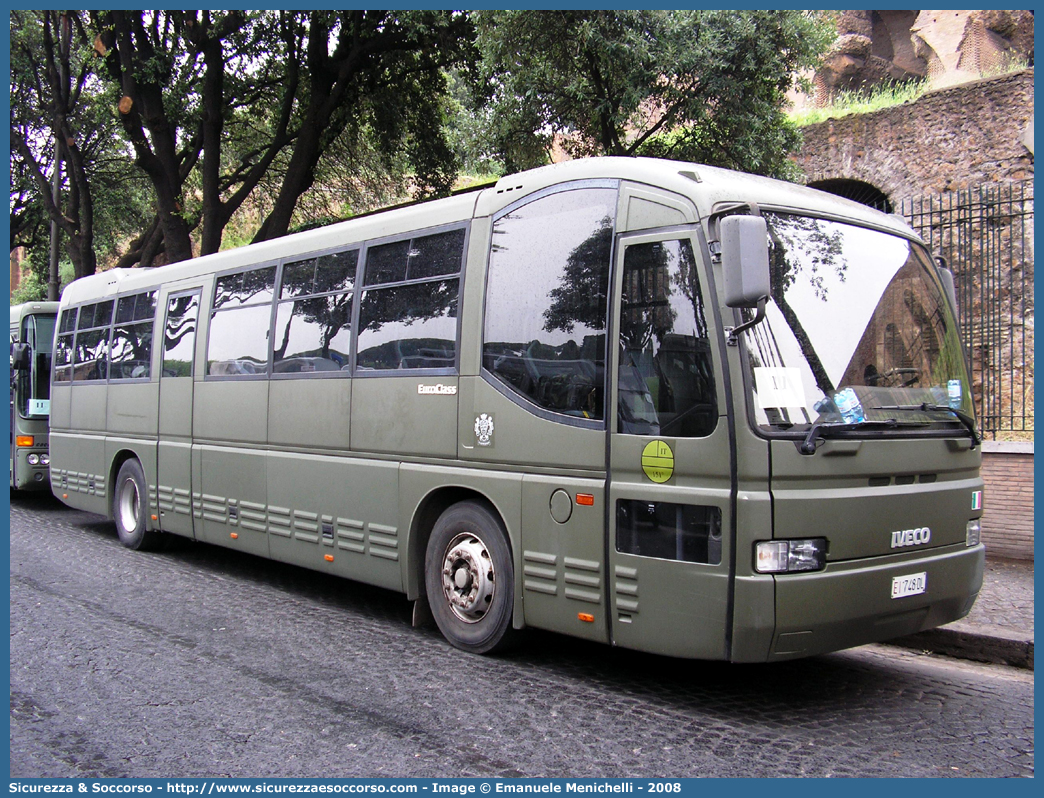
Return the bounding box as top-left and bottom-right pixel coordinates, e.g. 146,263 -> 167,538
112,459 -> 162,551
424,501 -> 516,654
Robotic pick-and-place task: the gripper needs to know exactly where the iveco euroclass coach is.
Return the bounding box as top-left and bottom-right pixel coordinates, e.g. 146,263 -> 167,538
49,157 -> 984,661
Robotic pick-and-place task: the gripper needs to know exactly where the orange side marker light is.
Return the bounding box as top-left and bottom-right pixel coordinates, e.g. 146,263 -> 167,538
578,613 -> 595,623
324,554 -> 334,562
576,494 -> 594,506
230,532 -> 239,539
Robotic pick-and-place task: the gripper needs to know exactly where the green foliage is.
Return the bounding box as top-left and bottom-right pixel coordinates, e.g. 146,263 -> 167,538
474,10 -> 833,178
10,261 -> 75,304
790,80 -> 930,127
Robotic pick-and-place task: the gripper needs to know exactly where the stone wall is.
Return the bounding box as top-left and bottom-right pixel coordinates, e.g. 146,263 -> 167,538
980,442 -> 1034,560
794,68 -> 1034,203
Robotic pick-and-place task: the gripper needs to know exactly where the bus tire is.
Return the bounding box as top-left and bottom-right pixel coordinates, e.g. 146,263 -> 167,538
112,459 -> 162,551
424,501 -> 516,654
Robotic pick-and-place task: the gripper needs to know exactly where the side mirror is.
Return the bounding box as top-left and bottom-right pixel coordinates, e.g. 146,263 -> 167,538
11,342 -> 31,371
935,255 -> 959,321
721,215 -> 771,308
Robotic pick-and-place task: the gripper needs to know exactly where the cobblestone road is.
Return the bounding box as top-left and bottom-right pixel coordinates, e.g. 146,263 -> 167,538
9,491 -> 1034,778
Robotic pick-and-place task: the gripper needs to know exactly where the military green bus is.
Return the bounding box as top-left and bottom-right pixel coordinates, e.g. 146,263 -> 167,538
49,158 -> 984,660
10,301 -> 58,490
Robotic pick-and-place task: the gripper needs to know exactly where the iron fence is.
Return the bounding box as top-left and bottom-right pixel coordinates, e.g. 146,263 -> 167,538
902,182 -> 1034,439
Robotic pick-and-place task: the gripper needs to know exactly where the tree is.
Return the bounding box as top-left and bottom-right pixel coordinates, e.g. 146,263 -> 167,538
88,10 -> 475,266
251,10 -> 475,243
11,10 -> 103,285
474,10 -> 833,177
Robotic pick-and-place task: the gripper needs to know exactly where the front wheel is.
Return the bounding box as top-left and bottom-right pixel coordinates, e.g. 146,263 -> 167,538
424,501 -> 517,654
112,459 -> 162,551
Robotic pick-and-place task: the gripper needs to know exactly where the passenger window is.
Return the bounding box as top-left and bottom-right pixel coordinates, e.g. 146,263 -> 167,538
356,281 -> 458,370
208,267 -> 275,377
214,266 -> 276,309
355,227 -> 465,371
70,301 -> 113,382
53,332 -> 74,383
59,308 -> 77,333
110,291 -> 156,380
274,248 -> 357,374
618,239 -> 717,437
207,305 -> 271,376
362,229 -> 465,287
482,188 -> 616,421
162,293 -> 200,377
73,328 -> 109,382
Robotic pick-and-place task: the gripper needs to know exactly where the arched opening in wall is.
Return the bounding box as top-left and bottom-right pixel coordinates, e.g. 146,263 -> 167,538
807,179 -> 894,213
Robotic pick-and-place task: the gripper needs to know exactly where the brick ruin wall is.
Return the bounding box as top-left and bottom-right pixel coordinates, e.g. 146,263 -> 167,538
793,68 -> 1033,198
980,444 -> 1033,560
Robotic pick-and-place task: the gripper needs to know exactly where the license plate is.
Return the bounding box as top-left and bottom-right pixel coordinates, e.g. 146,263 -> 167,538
891,572 -> 927,599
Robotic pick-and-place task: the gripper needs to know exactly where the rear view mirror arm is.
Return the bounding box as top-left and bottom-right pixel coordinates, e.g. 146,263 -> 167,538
725,299 -> 766,346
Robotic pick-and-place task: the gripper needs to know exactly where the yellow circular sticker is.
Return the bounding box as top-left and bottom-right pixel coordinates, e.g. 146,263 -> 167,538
641,440 -> 674,483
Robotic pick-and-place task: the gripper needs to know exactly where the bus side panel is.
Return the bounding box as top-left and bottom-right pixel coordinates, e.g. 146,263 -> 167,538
267,450 -> 402,590
197,442 -> 269,559
105,382 -> 158,439
49,431 -> 110,516
194,380 -> 270,558
268,379 -> 351,453
69,383 -> 107,434
48,384 -> 70,438
519,473 -> 609,643
398,464 -> 523,627
351,377 -> 457,459
106,382 -> 160,523
726,492 -> 775,663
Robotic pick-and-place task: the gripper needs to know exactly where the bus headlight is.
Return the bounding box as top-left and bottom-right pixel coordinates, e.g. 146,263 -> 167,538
27,454 -> 40,466
39,454 -> 50,466
755,539 -> 827,573
966,520 -> 981,547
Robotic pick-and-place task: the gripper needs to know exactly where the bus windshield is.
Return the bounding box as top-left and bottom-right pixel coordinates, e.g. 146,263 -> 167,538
17,312 -> 57,414
743,213 -> 972,434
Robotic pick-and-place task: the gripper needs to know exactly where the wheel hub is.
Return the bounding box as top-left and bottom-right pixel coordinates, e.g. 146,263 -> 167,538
118,478 -> 140,532
441,533 -> 495,623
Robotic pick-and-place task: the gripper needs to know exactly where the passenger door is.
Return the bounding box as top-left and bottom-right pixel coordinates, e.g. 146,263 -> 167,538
156,287 -> 202,538
607,231 -> 733,659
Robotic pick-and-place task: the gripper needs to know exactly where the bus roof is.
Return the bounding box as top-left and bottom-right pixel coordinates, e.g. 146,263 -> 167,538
59,157 -> 915,306
11,301 -> 60,324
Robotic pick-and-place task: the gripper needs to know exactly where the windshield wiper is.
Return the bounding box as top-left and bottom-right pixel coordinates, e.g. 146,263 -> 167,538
799,419 -> 900,455
870,403 -> 981,449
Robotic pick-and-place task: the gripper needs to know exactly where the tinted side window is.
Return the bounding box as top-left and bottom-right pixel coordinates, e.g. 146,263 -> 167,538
274,248 -> 357,374
356,281 -> 458,370
53,332 -> 74,383
71,301 -> 113,382
355,227 -> 465,371
208,267 -> 275,377
214,266 -> 276,309
110,291 -> 156,380
483,188 -> 616,421
207,305 -> 271,376
73,328 -> 109,382
618,240 -> 717,437
59,308 -> 77,333
163,293 -> 200,377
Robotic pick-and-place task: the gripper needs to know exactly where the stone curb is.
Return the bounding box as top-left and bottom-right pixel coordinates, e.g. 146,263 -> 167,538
890,622 -> 1034,670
